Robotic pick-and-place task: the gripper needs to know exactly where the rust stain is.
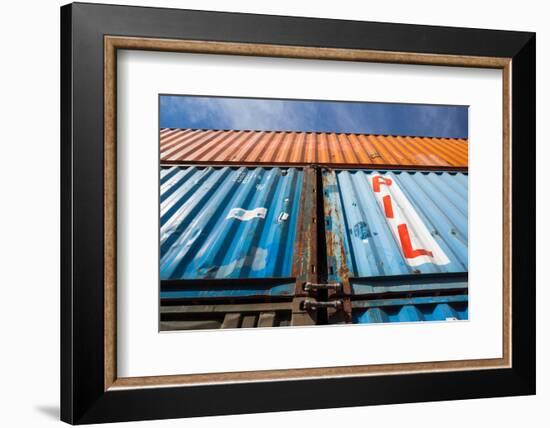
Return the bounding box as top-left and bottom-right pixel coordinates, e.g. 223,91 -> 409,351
292,167 -> 317,296
160,129 -> 468,168
321,169 -> 353,322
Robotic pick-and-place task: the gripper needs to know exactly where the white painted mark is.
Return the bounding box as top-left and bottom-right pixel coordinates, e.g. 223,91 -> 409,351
277,212 -> 289,223
226,207 -> 267,221
370,174 -> 450,267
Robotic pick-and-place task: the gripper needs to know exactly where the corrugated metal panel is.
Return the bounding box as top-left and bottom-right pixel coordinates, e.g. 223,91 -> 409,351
323,169 -> 468,281
160,128 -> 468,168
160,166 -> 303,285
352,294 -> 468,323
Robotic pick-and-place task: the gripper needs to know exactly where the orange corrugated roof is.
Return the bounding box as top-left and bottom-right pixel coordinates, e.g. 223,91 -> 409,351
160,128 -> 468,169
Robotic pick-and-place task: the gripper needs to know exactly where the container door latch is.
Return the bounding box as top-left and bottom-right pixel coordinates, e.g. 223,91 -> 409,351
303,282 -> 342,292
303,300 -> 343,311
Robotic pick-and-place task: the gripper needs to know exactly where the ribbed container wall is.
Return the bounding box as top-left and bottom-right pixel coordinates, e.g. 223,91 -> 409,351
323,169 -> 468,280
158,129 -> 469,328
353,295 -> 468,323
160,166 -> 303,280
160,128 -> 468,168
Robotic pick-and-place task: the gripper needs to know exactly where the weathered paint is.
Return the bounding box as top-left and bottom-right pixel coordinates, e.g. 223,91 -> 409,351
350,272 -> 467,296
291,168 -> 319,295
160,166 -> 303,285
160,279 -> 296,299
323,169 -> 468,281
352,294 -> 468,323
160,128 -> 468,168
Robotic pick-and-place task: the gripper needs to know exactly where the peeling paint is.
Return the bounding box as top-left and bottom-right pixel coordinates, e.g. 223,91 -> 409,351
323,169 -> 468,278
160,166 -> 303,280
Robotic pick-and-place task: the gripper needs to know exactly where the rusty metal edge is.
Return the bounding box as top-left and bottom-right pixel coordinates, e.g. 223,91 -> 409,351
291,166 -> 318,325
160,161 -> 468,173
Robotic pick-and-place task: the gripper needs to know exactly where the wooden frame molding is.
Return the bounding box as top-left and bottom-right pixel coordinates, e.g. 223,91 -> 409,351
104,35 -> 512,391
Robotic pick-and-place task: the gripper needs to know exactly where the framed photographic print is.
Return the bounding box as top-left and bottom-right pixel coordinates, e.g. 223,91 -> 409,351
60,2 -> 536,424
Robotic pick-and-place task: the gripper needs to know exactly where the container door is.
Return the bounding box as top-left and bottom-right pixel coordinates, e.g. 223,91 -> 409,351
322,168 -> 468,324
159,165 -> 321,329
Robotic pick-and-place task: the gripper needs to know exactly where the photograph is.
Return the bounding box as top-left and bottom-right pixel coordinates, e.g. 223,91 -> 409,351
158,95 -> 469,331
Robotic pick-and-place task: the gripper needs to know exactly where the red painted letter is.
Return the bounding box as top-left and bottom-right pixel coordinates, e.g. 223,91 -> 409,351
373,176 -> 392,193
397,224 -> 433,258
382,195 -> 394,218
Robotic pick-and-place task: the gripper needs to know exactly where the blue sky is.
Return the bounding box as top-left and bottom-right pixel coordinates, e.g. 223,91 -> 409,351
160,95 -> 468,139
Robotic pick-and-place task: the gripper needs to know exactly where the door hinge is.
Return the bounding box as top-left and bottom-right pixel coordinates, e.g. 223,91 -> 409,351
303,282 -> 342,292
303,300 -> 343,311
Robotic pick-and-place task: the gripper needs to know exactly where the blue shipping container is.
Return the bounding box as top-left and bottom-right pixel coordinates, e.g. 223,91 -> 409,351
160,166 -> 303,283
323,169 -> 468,280
323,169 -> 468,324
